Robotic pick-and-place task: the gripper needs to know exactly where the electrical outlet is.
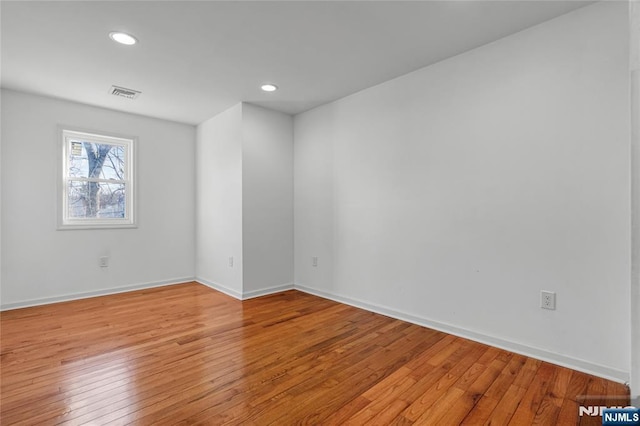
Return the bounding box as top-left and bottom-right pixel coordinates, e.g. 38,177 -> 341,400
229,257 -> 234,267
312,257 -> 318,267
99,256 -> 109,268
540,291 -> 556,310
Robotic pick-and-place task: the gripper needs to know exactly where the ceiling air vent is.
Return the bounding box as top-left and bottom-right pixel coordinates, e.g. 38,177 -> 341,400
109,85 -> 141,100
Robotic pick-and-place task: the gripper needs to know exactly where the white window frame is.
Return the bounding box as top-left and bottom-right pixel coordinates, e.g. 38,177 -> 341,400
58,127 -> 137,230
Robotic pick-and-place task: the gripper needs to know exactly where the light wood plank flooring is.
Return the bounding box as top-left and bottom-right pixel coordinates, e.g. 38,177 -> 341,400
0,282 -> 629,425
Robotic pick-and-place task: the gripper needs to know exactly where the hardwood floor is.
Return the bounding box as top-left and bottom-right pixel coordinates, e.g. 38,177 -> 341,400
0,282 -> 629,425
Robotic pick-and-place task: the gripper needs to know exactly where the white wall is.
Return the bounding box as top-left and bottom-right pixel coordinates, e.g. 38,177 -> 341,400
1,89 -> 196,308
196,104 -> 243,297
294,2 -> 631,381
630,0 -> 640,402
242,104 -> 293,296
196,103 -> 293,298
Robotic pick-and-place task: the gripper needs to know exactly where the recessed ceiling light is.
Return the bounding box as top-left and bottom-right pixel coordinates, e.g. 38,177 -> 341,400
109,32 -> 137,46
261,84 -> 278,92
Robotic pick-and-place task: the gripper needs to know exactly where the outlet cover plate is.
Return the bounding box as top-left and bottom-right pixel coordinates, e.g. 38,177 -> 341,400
540,290 -> 556,310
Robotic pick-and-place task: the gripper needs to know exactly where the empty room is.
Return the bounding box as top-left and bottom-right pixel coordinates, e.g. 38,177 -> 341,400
1,0 -> 639,424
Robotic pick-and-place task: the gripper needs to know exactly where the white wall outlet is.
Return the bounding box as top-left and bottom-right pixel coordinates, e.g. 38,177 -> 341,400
99,256 -> 109,268
229,257 -> 234,267
540,291 -> 556,310
312,257 -> 318,267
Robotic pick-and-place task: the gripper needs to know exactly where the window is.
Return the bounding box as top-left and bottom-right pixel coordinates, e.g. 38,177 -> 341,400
59,128 -> 136,229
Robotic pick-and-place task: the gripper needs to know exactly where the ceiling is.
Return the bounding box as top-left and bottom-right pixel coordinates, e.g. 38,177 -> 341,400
1,1 -> 591,125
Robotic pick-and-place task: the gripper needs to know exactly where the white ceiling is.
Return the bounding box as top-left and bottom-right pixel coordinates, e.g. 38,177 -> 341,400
1,1 -> 591,125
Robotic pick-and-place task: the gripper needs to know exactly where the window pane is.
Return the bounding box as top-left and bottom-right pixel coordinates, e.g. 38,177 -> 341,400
68,181 -> 126,219
68,140 -> 125,180
102,145 -> 126,180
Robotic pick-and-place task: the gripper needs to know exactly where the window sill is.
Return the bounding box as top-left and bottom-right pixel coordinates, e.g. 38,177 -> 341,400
57,222 -> 138,231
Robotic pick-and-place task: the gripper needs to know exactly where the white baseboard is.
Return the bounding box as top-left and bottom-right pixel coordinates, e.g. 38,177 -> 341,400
0,277 -> 195,311
242,283 -> 295,300
195,278 -> 294,300
1,278 -> 292,310
195,278 -> 243,300
294,284 -> 630,385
